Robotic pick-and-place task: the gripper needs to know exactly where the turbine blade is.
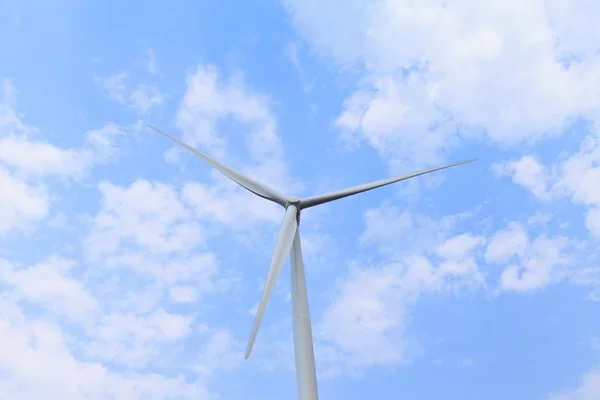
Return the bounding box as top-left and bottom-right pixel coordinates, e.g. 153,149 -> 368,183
245,205 -> 298,359
299,159 -> 477,209
148,125 -> 288,207
290,229 -> 319,399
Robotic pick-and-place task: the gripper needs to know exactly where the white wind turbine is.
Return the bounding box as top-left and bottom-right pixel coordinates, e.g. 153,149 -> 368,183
148,125 -> 475,400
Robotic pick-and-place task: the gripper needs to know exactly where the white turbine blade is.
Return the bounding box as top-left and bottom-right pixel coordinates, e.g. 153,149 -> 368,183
299,159 -> 477,209
148,125 -> 288,207
290,229 -> 319,400
245,205 -> 298,359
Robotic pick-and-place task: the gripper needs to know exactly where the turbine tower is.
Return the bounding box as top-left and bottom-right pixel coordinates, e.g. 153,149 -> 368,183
148,125 -> 475,400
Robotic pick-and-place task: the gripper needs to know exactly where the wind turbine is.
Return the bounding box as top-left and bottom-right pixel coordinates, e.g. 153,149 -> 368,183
148,125 -> 475,400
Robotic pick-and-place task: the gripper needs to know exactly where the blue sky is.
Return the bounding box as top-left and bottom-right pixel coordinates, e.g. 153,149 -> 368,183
1,0 -> 599,399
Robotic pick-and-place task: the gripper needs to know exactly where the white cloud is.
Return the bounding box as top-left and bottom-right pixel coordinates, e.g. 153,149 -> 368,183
0,76 -> 227,397
0,81 -> 129,235
0,135 -> 91,179
435,233 -> 486,285
484,222 -> 529,264
317,262 -> 413,372
549,368 -> 600,400
146,48 -> 158,75
86,180 -> 205,258
485,222 -> 578,292
284,41 -> 315,92
103,252 -> 235,307
359,203 -> 460,255
316,199 -> 598,376
181,178 -> 280,226
95,72 -> 165,115
436,233 -> 486,260
0,256 -> 97,323
76,174 -> 240,376
174,64 -> 301,195
129,84 -> 165,114
499,134 -> 600,238
95,72 -> 129,104
494,156 -> 551,199
499,235 -> 573,292
585,208 -> 600,238
285,0 -> 600,166
0,300 -> 208,399
298,231 -> 339,274
84,122 -> 128,163
528,212 -> 552,226
0,60 -> 297,400
552,135 -> 600,202
545,0 -> 600,60
86,308 -> 193,368
458,358 -> 474,367
0,167 -> 48,233
169,285 -> 199,303
316,205 -> 486,376
194,328 -> 243,377
0,121 -> 126,181
158,63 -> 309,247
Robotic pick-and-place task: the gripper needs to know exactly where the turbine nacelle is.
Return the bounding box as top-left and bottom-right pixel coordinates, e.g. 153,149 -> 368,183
286,197 -> 302,223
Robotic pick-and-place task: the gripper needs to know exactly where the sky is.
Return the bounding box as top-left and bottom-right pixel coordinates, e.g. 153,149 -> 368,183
0,0 -> 599,399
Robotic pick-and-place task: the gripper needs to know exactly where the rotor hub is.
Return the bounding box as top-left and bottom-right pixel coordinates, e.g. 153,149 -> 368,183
286,196 -> 300,206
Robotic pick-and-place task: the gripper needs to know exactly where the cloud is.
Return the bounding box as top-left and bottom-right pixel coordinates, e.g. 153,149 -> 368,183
0,175 -> 240,397
0,80 -> 131,235
436,233 -> 486,260
95,72 -> 165,115
484,219 -> 600,295
0,299 -> 208,399
283,41 -> 315,92
73,172 -> 242,380
0,167 -> 48,233
0,135 -> 91,178
484,222 -> 529,264
315,198 -> 599,376
0,121 -> 126,180
498,134 -> 600,238
0,39 -> 331,400
586,208 -> 600,238
146,48 -> 158,75
0,256 -> 98,323
554,136 -> 600,206
86,180 -> 205,258
169,285 -> 199,303
95,72 -> 129,103
549,368 -> 600,400
498,235 -> 572,292
0,80 -> 91,181
84,122 -> 129,163
194,327 -> 244,377
86,308 -> 193,368
181,178 -> 281,228
284,0 -> 600,167
494,156 -> 552,199
315,205 -> 486,377
174,64 -> 301,194
298,230 -> 339,274
156,63 -> 309,252
317,262 -> 413,373
359,202 -> 461,255
129,84 -> 165,114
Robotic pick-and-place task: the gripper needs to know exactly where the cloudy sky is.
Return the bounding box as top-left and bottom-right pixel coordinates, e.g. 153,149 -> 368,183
1,0 -> 599,399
